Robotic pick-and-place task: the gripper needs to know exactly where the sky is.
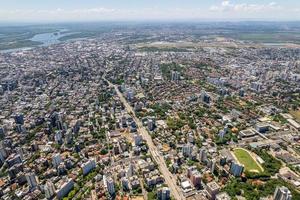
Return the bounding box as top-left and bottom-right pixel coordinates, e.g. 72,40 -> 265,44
0,0 -> 299,22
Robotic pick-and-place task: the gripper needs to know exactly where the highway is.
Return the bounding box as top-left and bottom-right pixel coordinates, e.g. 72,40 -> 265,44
105,78 -> 185,200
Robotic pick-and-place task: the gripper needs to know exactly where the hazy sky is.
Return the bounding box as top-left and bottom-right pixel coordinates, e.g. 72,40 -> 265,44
0,0 -> 300,22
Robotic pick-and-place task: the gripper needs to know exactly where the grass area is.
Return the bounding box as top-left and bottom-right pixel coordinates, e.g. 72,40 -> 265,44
290,110 -> 300,123
234,32 -> 300,44
233,148 -> 263,173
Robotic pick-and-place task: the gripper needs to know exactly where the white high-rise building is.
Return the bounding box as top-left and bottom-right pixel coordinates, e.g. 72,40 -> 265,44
81,159 -> 96,175
44,181 -> 56,199
274,186 -> 292,200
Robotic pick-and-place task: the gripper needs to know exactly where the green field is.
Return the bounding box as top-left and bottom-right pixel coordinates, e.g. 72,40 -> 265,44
233,148 -> 263,173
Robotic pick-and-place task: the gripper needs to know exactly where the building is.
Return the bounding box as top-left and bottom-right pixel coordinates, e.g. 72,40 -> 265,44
182,144 -> 193,157
56,179 -> 74,199
206,181 -> 220,200
14,113 -> 24,125
121,177 -> 130,191
148,119 -> 155,131
157,187 -> 171,200
209,159 -> 216,173
55,131 -> 63,144
200,91 -> 211,104
230,162 -> 244,177
52,153 -> 62,168
199,148 -> 207,163
26,172 -> 39,189
216,192 -> 231,200
44,181 -> 56,199
190,171 -> 202,188
171,71 -> 180,82
134,134 -> 143,146
106,177 -> 115,195
82,159 -> 96,175
127,163 -> 134,177
273,186 -> 292,200
255,123 -> 269,133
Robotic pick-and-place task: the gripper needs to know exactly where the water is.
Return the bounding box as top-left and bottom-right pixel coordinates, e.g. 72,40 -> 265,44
31,30 -> 74,46
0,30 -> 77,53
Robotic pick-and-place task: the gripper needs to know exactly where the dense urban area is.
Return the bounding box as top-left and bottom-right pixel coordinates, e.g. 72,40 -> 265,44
0,23 -> 300,200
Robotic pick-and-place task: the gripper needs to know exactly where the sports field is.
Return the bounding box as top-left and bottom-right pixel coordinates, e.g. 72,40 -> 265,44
233,148 -> 264,173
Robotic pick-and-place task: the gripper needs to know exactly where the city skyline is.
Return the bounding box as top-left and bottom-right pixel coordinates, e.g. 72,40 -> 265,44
0,0 -> 300,22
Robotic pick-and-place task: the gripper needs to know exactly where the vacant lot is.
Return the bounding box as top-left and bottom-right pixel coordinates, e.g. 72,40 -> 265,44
290,110 -> 300,123
233,148 -> 264,173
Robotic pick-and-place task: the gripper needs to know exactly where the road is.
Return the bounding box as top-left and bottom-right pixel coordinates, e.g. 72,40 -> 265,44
105,78 -> 185,200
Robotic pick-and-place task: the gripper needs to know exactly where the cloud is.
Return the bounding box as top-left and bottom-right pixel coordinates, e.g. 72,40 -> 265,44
0,7 -> 118,21
210,1 -> 281,13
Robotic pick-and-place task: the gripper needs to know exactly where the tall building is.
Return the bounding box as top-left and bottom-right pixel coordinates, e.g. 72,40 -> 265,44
274,186 -> 292,200
230,162 -> 244,177
26,172 -> 39,189
14,113 -> 24,125
200,91 -> 211,104
106,177 -> 115,195
171,71 -> 180,82
148,119 -> 155,131
127,163 -> 134,177
44,181 -> 56,199
199,148 -> 207,163
206,181 -> 220,200
190,172 -> 202,188
81,159 -> 96,175
182,144 -> 193,157
134,134 -> 143,146
0,148 -> 7,163
55,131 -> 63,144
209,159 -> 216,173
52,153 -> 62,168
56,179 -> 74,200
121,177 -> 130,191
157,187 -> 171,200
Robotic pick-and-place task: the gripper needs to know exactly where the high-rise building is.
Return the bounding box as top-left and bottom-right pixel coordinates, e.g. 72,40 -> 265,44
171,71 -> 180,82
0,148 -> 7,163
56,179 -> 74,200
14,113 -> 24,125
44,181 -> 56,199
127,163 -> 134,177
148,119 -> 155,131
274,186 -> 292,200
26,172 -> 39,189
0,126 -> 6,137
200,91 -> 211,104
52,153 -> 62,168
157,187 -> 171,200
206,181 -> 220,200
210,159 -> 216,173
106,177 -> 115,195
199,148 -> 207,163
81,159 -> 96,175
134,134 -> 143,146
182,144 -> 193,157
121,177 -> 130,191
55,131 -> 63,144
230,162 -> 244,177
